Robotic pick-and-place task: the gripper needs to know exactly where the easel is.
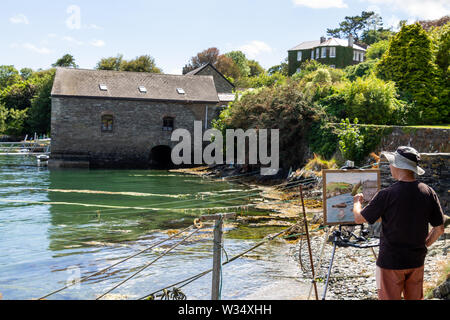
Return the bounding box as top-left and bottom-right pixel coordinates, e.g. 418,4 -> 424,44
321,224 -> 379,300
320,161 -> 380,300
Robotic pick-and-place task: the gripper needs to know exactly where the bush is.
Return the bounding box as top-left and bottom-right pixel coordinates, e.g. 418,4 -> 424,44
339,75 -> 404,125
336,118 -> 365,165
366,40 -> 390,60
214,80 -> 320,169
307,120 -> 339,160
344,59 -> 377,81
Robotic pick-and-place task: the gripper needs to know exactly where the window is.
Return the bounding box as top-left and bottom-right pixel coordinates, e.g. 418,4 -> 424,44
177,88 -> 185,94
316,48 -> 320,59
311,50 -> 315,60
99,84 -> 108,91
330,65 -> 336,69
138,86 -> 147,93
321,47 -> 327,58
329,47 -> 336,58
101,115 -> 113,132
297,51 -> 302,61
360,53 -> 364,62
353,51 -> 359,61
296,68 -> 301,74
163,117 -> 174,131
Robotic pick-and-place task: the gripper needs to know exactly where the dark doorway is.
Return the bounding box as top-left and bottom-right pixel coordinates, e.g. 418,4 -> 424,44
149,145 -> 173,169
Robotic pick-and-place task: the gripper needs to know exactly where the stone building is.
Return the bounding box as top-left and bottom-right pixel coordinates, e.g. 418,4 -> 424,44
288,35 -> 366,75
186,63 -> 236,107
49,67 -> 222,168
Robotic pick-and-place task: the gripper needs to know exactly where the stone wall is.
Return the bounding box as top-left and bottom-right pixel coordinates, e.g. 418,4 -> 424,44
50,96 -> 220,168
374,126 -> 450,154
380,153 -> 449,214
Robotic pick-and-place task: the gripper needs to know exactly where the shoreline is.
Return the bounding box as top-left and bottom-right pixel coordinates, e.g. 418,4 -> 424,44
170,166 -> 450,300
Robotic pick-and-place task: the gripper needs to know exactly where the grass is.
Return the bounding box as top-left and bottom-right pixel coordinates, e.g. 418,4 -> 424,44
424,259 -> 450,299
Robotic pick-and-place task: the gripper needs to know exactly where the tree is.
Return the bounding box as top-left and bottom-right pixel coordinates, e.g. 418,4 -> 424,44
215,55 -> 241,81
95,54 -> 162,73
0,65 -> 21,89
52,54 -> 78,68
268,58 -> 288,76
120,55 -> 162,73
366,40 -> 390,60
376,23 -> 443,123
417,15 -> 450,31
96,55 -> 123,71
247,60 -> 265,77
361,29 -> 393,45
20,68 -> 34,81
182,47 -> 220,74
326,11 -> 378,43
0,80 -> 37,110
27,69 -> 56,134
225,51 -> 250,78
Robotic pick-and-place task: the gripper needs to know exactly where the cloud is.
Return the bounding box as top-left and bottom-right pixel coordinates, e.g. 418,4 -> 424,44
239,41 -> 273,59
85,24 -> 103,30
10,14 -> 29,24
292,0 -> 347,9
90,39 -> 106,47
11,43 -> 52,55
66,5 -> 81,30
62,36 -> 84,46
363,0 -> 450,20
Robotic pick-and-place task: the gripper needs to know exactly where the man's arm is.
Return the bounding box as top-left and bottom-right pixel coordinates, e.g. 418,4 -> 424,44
425,224 -> 445,248
353,193 -> 368,224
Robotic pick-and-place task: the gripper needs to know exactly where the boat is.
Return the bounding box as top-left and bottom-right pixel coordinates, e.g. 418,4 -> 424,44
36,154 -> 50,166
332,202 -> 348,208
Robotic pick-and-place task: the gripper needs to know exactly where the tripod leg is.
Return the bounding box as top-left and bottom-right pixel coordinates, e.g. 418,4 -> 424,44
322,240 -> 337,300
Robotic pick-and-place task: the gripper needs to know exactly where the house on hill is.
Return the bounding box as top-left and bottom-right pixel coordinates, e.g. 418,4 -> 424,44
49,67 -> 221,168
288,35 -> 366,75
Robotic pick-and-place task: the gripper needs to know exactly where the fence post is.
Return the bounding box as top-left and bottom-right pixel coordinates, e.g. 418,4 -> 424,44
200,212 -> 236,300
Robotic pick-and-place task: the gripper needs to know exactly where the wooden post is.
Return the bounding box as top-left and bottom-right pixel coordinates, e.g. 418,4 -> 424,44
299,185 -> 319,300
200,212 -> 236,300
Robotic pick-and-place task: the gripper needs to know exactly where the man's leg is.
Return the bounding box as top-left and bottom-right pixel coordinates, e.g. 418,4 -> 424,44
403,265 -> 424,300
377,266 -> 405,300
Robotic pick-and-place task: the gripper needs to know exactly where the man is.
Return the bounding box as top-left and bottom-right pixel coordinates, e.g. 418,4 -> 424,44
353,146 -> 445,300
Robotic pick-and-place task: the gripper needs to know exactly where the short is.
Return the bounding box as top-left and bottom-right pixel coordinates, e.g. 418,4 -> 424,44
376,265 -> 424,300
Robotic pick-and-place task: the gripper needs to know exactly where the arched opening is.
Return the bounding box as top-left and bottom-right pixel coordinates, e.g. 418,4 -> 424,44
149,145 -> 173,169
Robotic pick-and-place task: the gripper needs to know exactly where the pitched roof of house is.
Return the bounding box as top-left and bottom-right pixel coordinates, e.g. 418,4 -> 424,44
289,38 -> 366,51
51,67 -> 220,103
185,63 -> 235,89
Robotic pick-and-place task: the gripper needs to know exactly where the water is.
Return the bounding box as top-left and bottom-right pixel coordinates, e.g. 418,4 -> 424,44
0,156 -> 307,300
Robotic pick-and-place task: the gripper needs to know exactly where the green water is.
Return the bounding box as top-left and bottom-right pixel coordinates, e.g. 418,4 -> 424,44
0,156 -> 301,300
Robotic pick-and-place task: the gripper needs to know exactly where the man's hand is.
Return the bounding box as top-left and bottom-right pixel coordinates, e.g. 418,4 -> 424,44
353,193 -> 364,204
353,193 -> 368,224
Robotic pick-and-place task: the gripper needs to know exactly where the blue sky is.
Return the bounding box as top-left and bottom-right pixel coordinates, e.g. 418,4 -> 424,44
1,0 -> 449,74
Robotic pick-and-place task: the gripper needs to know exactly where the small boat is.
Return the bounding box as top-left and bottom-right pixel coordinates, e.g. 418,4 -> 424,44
36,155 -> 50,166
332,202 -> 348,208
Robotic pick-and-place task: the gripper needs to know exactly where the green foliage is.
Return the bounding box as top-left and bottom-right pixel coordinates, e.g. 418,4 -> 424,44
225,51 -> 250,78
52,54 -> 78,68
96,54 -> 123,71
0,104 -> 28,136
248,60 -> 265,77
214,80 -> 320,168
234,72 -> 286,89
376,23 -> 444,124
326,11 -> 379,42
96,54 -> 162,73
344,59 -> 377,81
361,29 -> 393,45
0,65 -> 21,89
27,69 -> 55,134
307,120 -> 339,160
338,75 -> 404,125
366,40 -> 390,60
336,118 -> 365,164
0,80 -> 37,110
268,58 -> 288,76
182,47 -> 220,74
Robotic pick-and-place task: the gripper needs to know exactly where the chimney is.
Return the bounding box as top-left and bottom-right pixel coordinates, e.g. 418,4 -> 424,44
348,34 -> 354,47
320,36 -> 326,44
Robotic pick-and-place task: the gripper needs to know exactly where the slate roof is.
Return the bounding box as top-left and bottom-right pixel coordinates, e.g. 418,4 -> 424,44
185,63 -> 235,89
289,38 -> 366,51
51,67 -> 220,103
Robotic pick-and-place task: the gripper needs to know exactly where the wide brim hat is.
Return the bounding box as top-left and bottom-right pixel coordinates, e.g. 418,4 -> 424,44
381,146 -> 425,176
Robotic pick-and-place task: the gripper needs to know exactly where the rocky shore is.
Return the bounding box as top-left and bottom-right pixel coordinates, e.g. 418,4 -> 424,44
171,165 -> 449,300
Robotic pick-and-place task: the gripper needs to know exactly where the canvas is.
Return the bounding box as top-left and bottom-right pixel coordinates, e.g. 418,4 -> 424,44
323,170 -> 380,225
